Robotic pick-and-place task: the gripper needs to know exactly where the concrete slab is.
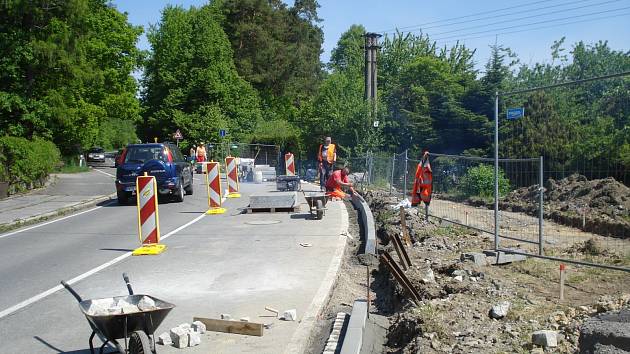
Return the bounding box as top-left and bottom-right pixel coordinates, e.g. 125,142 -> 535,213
483,250 -> 527,264
249,192 -> 297,209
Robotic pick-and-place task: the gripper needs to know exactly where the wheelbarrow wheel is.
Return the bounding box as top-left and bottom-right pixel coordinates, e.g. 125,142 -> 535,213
316,199 -> 324,220
129,330 -> 152,354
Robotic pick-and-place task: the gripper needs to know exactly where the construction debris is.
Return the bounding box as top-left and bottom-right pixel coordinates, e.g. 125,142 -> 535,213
193,317 -> 264,337
281,309 -> 297,321
264,306 -> 279,317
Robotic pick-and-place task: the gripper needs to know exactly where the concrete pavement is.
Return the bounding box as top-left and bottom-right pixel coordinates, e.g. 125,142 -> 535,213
0,167 -> 117,231
0,176 -> 348,353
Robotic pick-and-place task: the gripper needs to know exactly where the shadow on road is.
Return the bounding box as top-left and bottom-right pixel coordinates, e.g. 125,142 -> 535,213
99,248 -> 134,252
34,335 -> 116,354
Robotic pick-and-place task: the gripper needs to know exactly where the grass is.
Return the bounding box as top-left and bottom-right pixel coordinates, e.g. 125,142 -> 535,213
56,157 -> 90,173
411,303 -> 448,339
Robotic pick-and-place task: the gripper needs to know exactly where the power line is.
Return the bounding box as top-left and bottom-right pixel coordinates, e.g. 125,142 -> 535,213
502,70 -> 630,95
428,0 -> 621,38
380,0 -> 602,34
432,11 -> 630,45
377,0 -> 555,33
431,6 -> 630,42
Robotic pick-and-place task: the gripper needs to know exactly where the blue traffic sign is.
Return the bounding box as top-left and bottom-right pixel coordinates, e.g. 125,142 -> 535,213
219,129 -> 226,137
507,108 -> 525,120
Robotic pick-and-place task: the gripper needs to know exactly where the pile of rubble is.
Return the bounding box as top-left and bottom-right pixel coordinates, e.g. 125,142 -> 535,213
361,189 -> 630,353
501,174 -> 630,238
158,321 -> 206,349
86,296 -> 157,316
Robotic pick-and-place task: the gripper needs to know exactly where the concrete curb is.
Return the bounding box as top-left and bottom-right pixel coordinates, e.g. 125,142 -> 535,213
284,200 -> 349,354
350,193 -> 376,254
340,300 -> 368,354
0,192 -> 117,234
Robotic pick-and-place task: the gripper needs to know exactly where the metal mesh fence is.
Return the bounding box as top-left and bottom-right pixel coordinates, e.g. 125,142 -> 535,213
362,149 -> 629,271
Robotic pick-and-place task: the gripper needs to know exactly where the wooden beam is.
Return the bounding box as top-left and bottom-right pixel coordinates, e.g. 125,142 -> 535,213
399,206 -> 412,246
192,317 -> 264,337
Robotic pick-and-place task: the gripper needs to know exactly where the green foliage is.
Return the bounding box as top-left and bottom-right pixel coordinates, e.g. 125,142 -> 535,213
0,0 -> 143,153
249,119 -> 302,151
142,4 -> 262,144
460,164 -> 510,198
0,137 -> 60,191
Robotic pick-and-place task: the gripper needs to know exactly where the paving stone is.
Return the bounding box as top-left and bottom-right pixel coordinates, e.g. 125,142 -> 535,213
157,332 -> 172,345
137,296 -> 156,311
188,330 -> 201,347
170,327 -> 189,348
532,330 -> 558,348
192,321 -> 206,334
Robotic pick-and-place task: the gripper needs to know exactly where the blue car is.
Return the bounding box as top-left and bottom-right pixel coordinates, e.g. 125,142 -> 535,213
115,143 -> 194,204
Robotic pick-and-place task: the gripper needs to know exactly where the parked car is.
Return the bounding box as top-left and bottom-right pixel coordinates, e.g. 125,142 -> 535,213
115,143 -> 193,204
86,147 -> 106,165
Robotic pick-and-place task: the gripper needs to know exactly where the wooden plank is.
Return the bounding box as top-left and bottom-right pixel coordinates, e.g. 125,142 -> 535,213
399,206 -> 412,246
380,252 -> 421,305
193,317 -> 264,336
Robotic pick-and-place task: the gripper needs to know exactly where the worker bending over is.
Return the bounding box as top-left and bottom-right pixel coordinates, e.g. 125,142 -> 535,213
318,136 -> 336,191
325,167 -> 355,199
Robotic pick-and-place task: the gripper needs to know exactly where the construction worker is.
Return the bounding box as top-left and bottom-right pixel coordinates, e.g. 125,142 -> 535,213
318,136 -> 337,191
196,142 -> 207,163
325,167 -> 355,199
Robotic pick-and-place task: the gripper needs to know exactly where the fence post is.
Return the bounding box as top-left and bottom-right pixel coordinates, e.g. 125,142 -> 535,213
494,91 -> 500,251
539,155 -> 544,256
390,153 -> 395,195
403,149 -> 408,199
369,151 -> 374,185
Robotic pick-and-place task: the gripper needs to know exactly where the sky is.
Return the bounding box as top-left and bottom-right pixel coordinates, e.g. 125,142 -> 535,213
112,0 -> 630,72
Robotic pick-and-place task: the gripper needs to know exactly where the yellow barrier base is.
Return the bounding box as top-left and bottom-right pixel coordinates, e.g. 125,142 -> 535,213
206,207 -> 227,215
227,193 -> 241,198
132,244 -> 167,256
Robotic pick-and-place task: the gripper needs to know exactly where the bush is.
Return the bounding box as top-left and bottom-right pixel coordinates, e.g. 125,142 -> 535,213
0,136 -> 61,193
460,164 -> 510,198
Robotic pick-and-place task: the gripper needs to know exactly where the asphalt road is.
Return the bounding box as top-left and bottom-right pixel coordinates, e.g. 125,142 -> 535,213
0,173 -> 347,353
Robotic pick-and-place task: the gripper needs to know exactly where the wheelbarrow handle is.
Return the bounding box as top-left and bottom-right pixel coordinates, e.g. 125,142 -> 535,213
122,273 -> 134,295
60,280 -> 83,303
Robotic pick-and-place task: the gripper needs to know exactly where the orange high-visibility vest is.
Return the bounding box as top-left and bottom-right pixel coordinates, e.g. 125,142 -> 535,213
318,144 -> 336,164
411,152 -> 432,206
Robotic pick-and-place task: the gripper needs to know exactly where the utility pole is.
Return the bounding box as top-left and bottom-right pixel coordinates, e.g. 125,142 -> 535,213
364,32 -> 381,122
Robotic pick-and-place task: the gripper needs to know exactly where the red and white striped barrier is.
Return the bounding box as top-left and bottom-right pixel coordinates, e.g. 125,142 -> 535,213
133,174 -> 166,255
225,156 -> 240,198
285,153 -> 295,176
205,161 -> 226,214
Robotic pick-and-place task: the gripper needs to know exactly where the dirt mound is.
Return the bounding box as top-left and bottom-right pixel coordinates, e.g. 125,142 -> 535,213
502,174 -> 630,238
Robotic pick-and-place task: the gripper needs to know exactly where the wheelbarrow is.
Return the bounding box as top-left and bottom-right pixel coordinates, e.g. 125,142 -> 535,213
61,273 -> 175,354
303,191 -> 327,220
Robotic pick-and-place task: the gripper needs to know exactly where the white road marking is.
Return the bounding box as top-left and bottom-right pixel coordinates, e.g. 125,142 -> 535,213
0,200 -> 117,240
0,211 -> 207,320
92,168 -> 116,178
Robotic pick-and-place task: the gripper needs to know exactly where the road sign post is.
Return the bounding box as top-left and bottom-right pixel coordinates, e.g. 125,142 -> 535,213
506,108 -> 525,120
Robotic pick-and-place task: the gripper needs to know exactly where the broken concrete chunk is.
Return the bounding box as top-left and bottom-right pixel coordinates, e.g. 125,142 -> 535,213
116,298 -> 140,314
87,298 -> 115,316
532,330 -> 558,347
170,327 -> 189,348
282,309 -> 297,321
191,321 -> 206,334
420,268 -> 435,284
240,317 -> 250,322
490,301 -> 511,319
157,332 -> 172,345
221,314 -> 232,320
452,275 -> 464,282
188,330 -> 201,347
451,269 -> 467,277
178,323 -> 191,332
264,323 -> 274,329
461,252 -> 488,266
137,296 -> 156,311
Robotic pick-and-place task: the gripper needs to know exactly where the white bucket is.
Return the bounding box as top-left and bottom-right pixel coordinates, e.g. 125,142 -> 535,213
254,170 -> 263,184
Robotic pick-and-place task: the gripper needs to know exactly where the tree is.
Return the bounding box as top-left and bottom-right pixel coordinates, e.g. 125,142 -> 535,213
0,0 -> 143,153
141,4 -> 261,144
